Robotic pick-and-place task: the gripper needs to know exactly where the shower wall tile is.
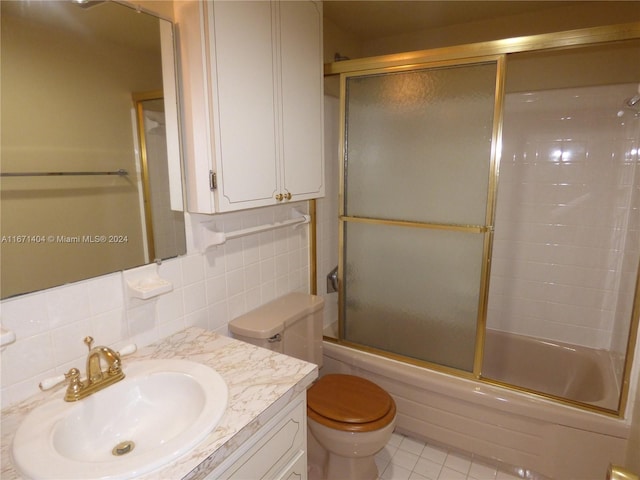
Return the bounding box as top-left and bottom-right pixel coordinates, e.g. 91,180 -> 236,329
487,84 -> 640,351
0,203 -> 310,409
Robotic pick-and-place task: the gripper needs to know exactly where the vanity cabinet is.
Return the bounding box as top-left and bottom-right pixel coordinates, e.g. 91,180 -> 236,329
176,1 -> 324,214
207,393 -> 308,480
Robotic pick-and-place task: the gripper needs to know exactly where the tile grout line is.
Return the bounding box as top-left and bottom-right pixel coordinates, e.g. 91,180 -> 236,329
377,431 -> 528,480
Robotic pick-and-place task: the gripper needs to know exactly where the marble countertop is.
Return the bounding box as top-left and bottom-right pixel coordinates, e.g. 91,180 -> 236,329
1,327 -> 318,480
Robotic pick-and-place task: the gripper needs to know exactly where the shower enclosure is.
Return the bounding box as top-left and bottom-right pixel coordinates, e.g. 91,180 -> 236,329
340,59 -> 500,374
322,30 -> 640,415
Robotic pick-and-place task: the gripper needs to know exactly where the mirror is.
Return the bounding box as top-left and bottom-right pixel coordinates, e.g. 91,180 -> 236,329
0,0 -> 186,299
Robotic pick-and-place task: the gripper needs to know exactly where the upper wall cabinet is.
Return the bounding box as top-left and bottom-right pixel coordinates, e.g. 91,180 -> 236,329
176,1 -> 324,214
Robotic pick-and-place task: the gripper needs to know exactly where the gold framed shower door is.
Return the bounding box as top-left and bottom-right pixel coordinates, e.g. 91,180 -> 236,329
315,21 -> 640,418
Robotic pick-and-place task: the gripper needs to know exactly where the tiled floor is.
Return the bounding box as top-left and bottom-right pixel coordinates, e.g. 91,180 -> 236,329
375,432 -> 526,480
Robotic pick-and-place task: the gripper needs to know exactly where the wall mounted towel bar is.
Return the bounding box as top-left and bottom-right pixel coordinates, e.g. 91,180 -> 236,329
224,215 -> 310,241
0,169 -> 129,177
196,209 -> 311,252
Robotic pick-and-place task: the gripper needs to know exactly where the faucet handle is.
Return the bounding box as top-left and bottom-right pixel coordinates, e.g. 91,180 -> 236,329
39,373 -> 66,391
65,368 -> 82,384
118,344 -> 137,357
38,367 -> 84,392
63,368 -> 84,401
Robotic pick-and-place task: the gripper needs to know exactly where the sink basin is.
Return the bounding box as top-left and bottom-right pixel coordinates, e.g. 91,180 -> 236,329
12,359 -> 228,480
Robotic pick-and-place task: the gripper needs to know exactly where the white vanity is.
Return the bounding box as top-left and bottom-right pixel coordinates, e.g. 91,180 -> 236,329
0,327 -> 317,480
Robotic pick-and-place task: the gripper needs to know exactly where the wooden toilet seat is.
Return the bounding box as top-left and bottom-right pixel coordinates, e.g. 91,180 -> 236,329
307,374 -> 396,432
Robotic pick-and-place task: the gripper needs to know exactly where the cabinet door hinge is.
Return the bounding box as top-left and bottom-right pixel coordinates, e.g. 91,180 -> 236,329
209,171 -> 217,190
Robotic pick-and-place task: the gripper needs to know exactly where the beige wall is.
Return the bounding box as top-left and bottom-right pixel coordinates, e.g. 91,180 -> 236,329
360,3 -> 640,57
131,0 -> 175,21
323,15 -> 363,64
506,40 -> 640,92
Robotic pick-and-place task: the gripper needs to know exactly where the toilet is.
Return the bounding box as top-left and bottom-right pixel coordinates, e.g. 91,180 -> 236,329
229,293 -> 396,480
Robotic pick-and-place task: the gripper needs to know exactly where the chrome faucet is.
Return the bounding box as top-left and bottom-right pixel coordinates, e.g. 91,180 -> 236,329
63,336 -> 125,402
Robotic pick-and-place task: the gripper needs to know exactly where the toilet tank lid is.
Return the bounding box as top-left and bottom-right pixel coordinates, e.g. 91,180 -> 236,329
229,293 -> 324,339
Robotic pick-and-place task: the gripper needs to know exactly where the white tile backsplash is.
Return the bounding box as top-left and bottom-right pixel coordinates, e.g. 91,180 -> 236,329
181,253 -> 206,285
45,282 -> 91,329
0,203 -> 310,409
88,273 -> 124,315
0,294 -> 49,338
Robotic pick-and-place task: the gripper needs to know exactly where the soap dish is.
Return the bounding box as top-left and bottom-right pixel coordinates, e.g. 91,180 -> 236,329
127,277 -> 173,300
123,263 -> 173,300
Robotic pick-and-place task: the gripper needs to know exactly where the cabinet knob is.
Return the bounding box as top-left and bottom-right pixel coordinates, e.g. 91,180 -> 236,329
284,192 -> 292,200
275,193 -> 284,201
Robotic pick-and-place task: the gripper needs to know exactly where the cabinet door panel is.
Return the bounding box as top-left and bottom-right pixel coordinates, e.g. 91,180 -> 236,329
211,1 -> 279,209
279,1 -> 324,199
210,395 -> 307,479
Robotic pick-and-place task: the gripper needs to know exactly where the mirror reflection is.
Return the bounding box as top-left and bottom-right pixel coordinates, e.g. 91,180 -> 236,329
0,0 -> 186,299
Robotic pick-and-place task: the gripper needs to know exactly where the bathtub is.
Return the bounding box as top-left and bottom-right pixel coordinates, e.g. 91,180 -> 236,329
483,329 -> 621,411
321,333 -> 630,480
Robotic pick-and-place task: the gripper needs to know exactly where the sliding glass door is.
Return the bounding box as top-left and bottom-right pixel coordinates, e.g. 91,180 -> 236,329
340,59 -> 503,372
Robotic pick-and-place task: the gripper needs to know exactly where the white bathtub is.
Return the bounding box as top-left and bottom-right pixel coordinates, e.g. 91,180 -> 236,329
321,337 -> 630,480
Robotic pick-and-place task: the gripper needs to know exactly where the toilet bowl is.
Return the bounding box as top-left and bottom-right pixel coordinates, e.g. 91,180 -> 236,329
228,294 -> 397,480
307,374 -> 396,480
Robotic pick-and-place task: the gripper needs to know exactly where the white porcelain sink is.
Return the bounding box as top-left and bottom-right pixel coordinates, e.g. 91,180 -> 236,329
12,359 -> 228,480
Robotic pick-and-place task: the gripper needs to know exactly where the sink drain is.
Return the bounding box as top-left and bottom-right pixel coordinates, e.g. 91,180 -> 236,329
112,440 -> 135,456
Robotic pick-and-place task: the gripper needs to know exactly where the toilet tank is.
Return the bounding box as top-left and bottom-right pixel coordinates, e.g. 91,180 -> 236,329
229,293 -> 325,366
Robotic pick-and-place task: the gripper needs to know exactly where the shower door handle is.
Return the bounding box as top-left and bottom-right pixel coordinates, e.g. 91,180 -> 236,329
327,266 -> 338,293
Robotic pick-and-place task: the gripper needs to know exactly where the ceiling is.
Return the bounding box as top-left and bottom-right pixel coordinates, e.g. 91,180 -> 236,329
323,1 -> 591,41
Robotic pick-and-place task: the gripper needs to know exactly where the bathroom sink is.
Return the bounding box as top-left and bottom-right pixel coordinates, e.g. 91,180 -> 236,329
12,359 -> 228,480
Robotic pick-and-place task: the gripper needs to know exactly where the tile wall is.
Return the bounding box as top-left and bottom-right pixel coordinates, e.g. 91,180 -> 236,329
0,203 -> 310,408
487,84 -> 640,351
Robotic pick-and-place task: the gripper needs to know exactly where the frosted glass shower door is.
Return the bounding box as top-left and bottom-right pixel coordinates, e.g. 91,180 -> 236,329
341,61 -> 499,372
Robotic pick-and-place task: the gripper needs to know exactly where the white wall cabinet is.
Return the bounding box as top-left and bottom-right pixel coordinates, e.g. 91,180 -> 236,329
176,1 -> 324,214
205,393 -> 308,480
